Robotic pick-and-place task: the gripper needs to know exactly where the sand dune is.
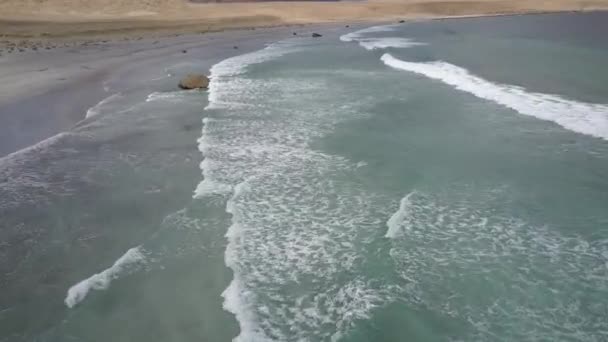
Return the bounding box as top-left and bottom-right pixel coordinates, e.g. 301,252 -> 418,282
1,0 -> 607,38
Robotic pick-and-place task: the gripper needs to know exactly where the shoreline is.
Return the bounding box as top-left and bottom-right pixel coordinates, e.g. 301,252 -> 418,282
1,7 -> 607,156
0,23 -> 349,157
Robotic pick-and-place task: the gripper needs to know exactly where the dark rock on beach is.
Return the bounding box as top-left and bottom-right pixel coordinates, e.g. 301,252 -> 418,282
312,33 -> 322,38
178,74 -> 209,90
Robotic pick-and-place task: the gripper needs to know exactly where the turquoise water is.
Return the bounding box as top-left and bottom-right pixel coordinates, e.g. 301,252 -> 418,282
2,12 -> 608,342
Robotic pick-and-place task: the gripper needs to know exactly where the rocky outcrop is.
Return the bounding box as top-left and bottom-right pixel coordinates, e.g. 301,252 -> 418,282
178,74 -> 209,90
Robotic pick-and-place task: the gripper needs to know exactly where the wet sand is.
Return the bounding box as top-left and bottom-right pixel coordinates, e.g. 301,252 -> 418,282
0,24 -> 345,157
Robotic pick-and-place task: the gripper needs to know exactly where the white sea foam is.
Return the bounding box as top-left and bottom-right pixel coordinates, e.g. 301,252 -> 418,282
358,37 -> 425,50
339,24 -> 399,42
86,93 -> 124,118
221,181 -> 271,342
340,24 -> 423,50
197,42 -> 396,340
381,53 -> 608,140
386,190 -> 608,341
145,91 -> 185,102
64,246 -> 146,308
205,41 -> 299,110
385,191 -> 416,238
0,132 -> 77,211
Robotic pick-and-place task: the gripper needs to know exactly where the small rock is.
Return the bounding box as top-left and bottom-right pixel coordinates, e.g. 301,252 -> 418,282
179,74 -> 209,90
312,33 -> 322,38
233,46 -> 238,49
182,49 -> 187,53
293,32 -> 297,35
399,20 -> 405,23
345,25 -> 350,28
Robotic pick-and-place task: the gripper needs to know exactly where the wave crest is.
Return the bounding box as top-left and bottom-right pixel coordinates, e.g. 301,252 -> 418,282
381,53 -> 608,140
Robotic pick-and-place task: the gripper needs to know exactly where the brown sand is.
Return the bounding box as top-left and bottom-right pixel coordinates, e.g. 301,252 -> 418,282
1,0 -> 608,41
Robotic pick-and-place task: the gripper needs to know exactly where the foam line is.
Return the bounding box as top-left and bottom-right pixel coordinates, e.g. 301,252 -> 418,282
381,53 -> 608,140
64,246 -> 146,308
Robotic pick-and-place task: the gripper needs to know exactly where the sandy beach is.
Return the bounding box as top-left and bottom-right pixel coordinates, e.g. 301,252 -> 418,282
0,24 -> 350,156
1,0 -> 608,41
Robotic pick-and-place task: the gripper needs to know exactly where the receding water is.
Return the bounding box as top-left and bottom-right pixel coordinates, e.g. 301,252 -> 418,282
1,12 -> 608,342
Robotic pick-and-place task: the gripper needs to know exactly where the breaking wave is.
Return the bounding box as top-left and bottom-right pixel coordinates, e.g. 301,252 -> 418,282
64,246 -> 146,308
340,24 -> 424,50
381,53 -> 608,140
386,190 -> 608,341
197,41 -> 396,341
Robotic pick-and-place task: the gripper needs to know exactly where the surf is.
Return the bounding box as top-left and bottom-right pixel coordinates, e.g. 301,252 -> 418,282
196,41 -> 304,341
381,53 -> 608,140
64,246 -> 146,308
385,191 -> 417,238
341,24 -> 425,50
385,189 -> 608,341
197,40 -> 398,341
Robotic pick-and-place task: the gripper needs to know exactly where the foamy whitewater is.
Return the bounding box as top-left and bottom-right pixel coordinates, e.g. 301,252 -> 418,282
385,191 -> 416,238
197,39 -> 398,341
381,54 -> 608,140
65,246 -> 146,308
340,25 -> 426,50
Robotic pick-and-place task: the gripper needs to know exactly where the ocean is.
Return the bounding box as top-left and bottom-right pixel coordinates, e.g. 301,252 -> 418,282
1,12 -> 608,342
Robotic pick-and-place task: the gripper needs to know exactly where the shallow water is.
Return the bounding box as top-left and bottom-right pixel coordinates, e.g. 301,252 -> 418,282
1,12 -> 608,342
